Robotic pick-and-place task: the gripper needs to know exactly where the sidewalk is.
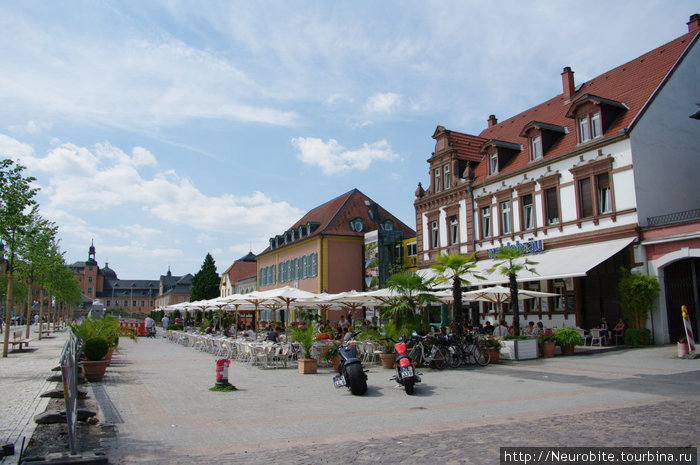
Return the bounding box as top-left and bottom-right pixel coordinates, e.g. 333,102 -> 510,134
95,334 -> 699,464
0,326 -> 68,465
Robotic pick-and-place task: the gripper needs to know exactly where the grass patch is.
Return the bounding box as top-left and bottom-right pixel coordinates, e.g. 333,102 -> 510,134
209,383 -> 238,392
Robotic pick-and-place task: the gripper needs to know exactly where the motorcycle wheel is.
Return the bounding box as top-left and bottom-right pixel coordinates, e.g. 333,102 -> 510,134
346,364 -> 367,395
404,377 -> 415,395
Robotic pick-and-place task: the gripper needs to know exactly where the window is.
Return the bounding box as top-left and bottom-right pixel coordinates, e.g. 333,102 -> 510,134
350,218 -> 364,232
106,300 -> 111,307
500,200 -> 511,235
449,216 -> 459,245
87,287 -> 92,295
443,164 -> 450,189
406,242 -> 417,257
521,194 -> 534,230
382,220 -> 393,231
311,252 -> 318,277
431,221 -> 439,249
434,168 -> 441,192
489,153 -> 498,175
530,135 -> 542,160
578,112 -> 602,143
141,301 -> 145,306
296,257 -> 303,279
596,173 -> 612,213
544,188 -> 559,225
481,206 -> 491,238
88,276 -> 93,283
578,177 -> 594,218
132,300 -> 136,307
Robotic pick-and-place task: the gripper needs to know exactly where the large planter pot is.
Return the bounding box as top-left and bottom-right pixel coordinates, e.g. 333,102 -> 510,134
541,341 -> 556,358
487,347 -> 500,364
332,354 -> 340,372
80,360 -> 109,382
298,358 -> 318,374
103,347 -> 115,365
677,342 -> 689,357
379,353 -> 395,369
560,344 -> 575,356
501,339 -> 538,360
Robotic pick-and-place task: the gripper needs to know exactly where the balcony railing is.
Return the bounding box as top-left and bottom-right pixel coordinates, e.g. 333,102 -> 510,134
647,208 -> 700,227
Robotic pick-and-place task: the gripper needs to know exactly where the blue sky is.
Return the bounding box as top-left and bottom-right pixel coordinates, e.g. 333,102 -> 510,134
1,1 -> 696,280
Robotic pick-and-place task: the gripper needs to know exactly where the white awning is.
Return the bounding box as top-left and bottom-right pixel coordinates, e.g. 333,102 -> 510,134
423,236 -> 636,286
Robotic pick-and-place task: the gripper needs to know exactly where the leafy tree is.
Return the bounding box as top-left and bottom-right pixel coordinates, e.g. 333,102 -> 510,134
431,252 -> 483,327
618,268 -> 660,329
190,253 -> 220,301
488,246 -> 537,338
382,271 -> 436,325
1,159 -> 39,357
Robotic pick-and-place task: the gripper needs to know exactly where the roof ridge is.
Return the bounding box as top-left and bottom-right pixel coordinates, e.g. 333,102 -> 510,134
319,188 -> 359,234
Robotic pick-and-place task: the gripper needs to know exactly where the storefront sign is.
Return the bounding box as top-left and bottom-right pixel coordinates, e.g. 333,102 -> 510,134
487,239 -> 544,258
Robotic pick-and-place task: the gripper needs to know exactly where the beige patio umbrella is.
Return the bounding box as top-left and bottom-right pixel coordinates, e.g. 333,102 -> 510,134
462,285 -> 558,326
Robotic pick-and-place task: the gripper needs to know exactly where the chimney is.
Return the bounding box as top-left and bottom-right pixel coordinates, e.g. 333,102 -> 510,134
561,66 -> 575,100
688,14 -> 700,33
487,114 -> 498,127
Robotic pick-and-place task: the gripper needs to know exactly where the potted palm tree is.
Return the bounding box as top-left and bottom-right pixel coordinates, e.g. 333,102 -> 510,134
80,337 -> 110,381
291,324 -> 317,374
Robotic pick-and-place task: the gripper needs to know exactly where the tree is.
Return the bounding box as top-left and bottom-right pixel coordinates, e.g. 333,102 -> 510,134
488,246 -> 537,338
1,159 -> 39,357
382,271 -> 436,327
431,252 -> 483,327
618,268 -> 660,329
190,253 -> 220,301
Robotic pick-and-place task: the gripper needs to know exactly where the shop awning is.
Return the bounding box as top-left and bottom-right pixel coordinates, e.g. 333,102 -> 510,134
424,236 -> 636,286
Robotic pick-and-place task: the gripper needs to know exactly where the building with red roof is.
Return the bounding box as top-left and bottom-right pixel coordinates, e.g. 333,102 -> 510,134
415,15 -> 699,343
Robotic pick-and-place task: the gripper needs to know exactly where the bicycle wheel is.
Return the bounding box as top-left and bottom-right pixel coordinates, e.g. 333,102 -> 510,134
447,346 -> 461,368
474,344 -> 491,366
429,347 -> 447,370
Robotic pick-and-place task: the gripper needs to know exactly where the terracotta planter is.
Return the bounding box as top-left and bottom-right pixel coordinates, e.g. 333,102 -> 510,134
541,341 -> 556,358
332,354 -> 340,372
80,360 -> 109,382
298,358 -> 318,374
103,347 -> 115,365
560,344 -> 575,356
677,342 -> 689,357
379,353 -> 395,369
488,347 -> 500,364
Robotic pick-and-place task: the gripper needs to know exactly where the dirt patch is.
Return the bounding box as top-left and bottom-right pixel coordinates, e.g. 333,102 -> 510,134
21,397 -> 113,460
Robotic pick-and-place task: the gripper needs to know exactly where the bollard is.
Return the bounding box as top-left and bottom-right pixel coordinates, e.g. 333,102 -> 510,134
210,359 -> 236,391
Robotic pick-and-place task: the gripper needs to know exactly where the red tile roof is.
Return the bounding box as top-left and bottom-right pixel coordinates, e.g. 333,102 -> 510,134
465,29 -> 698,183
261,188 -> 416,254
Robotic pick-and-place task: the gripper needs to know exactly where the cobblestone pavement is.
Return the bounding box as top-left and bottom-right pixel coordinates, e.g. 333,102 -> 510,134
0,326 -> 68,465
96,334 -> 699,465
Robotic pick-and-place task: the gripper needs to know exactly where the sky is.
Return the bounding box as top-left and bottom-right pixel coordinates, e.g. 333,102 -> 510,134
0,1 -> 696,280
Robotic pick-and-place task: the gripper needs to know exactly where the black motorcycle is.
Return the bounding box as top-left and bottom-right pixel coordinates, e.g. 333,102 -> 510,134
332,335 -> 368,395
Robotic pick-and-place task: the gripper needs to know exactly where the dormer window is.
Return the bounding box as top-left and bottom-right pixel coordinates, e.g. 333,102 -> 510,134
382,220 -> 393,231
530,135 -> 542,160
488,153 -> 498,175
350,218 -> 364,232
434,167 -> 441,193
566,94 -> 627,144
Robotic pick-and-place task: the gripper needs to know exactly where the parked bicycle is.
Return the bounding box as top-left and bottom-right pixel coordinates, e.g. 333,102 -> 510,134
447,332 -> 490,367
407,335 -> 448,370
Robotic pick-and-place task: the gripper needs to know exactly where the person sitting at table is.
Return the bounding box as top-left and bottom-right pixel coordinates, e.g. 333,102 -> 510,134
343,328 -> 353,342
205,323 -> 215,334
243,324 -> 256,340
334,324 -> 344,340
483,321 -> 494,335
266,326 -> 281,343
533,321 -> 545,337
492,320 -> 508,337
608,318 -> 625,344
524,321 -> 535,336
224,324 -> 236,338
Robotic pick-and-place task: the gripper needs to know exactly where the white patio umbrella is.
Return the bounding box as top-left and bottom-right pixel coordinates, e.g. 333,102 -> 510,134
462,285 -> 558,324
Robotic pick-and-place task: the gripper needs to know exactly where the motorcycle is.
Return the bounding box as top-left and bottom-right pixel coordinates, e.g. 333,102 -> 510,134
384,337 -> 421,395
332,334 -> 368,395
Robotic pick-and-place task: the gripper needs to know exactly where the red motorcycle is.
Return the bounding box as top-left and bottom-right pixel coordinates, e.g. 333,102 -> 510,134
384,337 -> 421,395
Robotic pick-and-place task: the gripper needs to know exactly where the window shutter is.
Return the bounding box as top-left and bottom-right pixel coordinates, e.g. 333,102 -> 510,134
578,178 -> 593,218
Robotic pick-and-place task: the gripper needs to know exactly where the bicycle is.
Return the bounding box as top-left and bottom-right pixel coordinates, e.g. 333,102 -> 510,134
407,335 -> 448,370
453,332 -> 490,367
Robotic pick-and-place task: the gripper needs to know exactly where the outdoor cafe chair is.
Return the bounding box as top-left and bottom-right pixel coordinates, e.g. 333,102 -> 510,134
589,328 -> 606,347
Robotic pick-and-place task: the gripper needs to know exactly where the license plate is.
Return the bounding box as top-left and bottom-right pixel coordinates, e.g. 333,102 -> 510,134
400,366 -> 414,378
333,376 -> 346,388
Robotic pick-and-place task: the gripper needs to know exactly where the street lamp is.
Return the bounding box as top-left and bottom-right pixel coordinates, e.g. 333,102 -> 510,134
130,283 -> 135,320
113,283 -> 120,319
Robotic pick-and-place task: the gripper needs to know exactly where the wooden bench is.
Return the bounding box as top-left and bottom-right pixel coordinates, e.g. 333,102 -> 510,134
7,330 -> 33,351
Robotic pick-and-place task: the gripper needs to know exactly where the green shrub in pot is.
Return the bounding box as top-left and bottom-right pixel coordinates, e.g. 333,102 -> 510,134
83,337 -> 110,361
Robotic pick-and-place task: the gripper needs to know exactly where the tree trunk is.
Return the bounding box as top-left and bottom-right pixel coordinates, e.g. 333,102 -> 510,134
25,283 -> 32,339
3,273 -> 14,357
452,276 -> 462,329
38,289 -> 45,341
510,272 -> 520,337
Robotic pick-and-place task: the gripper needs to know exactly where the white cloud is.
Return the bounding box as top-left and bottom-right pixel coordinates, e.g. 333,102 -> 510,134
0,134 -> 35,158
292,137 -> 399,175
365,92 -> 402,114
18,139 -> 304,237
7,120 -> 52,135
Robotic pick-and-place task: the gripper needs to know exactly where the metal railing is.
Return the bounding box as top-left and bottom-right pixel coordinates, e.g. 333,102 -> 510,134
59,329 -> 79,454
647,208 -> 700,227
